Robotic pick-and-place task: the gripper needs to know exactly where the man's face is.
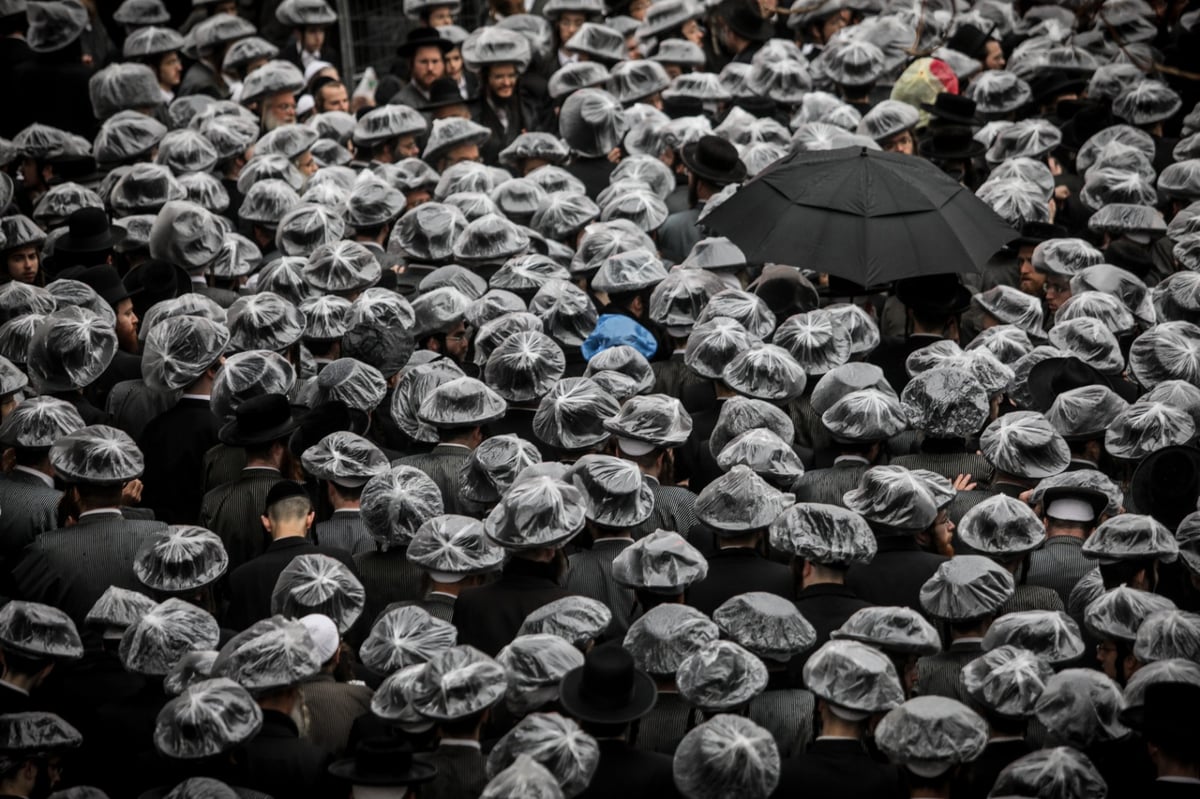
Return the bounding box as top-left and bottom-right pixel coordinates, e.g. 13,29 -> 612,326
294,149 -> 317,177
396,135 -> 420,159
317,83 -> 349,113
442,142 -> 480,169
1017,245 -> 1045,296
301,25 -> 325,53
820,9 -> 852,42
487,64 -> 518,100
19,157 -> 41,190
262,91 -> 297,130
929,509 -> 955,558
214,0 -> 236,13
1096,639 -> 1120,681
428,5 -> 454,25
983,40 -> 1005,71
115,299 -> 139,353
681,18 -> 703,46
158,51 -> 183,88
405,188 -> 433,209
412,46 -> 445,90
444,47 -> 464,80
558,11 -> 586,45
6,246 -> 38,283
443,321 -> 470,361
1044,273 -> 1072,314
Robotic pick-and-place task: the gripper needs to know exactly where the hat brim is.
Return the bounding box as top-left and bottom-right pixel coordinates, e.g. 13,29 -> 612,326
398,38 -> 454,57
55,226 -> 129,254
219,416 -> 300,447
1040,485 -> 1109,521
918,138 -> 986,161
422,93 -> 477,110
1026,358 -> 1113,414
679,142 -> 747,186
726,15 -> 774,41
918,103 -> 984,127
558,665 -> 658,724
328,756 -> 438,786
1130,445 -> 1200,529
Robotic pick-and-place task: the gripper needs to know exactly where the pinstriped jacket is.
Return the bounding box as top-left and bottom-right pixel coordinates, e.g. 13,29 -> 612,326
313,510 -> 373,555
198,467 -> 285,570
628,479 -> 699,540
12,509 -> 166,625
566,538 -> 637,638
0,469 -> 60,566
394,444 -> 474,516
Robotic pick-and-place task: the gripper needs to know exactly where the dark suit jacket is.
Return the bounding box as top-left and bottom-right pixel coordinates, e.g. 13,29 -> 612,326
199,467 -> 285,570
178,60 -> 230,99
395,444 -> 473,515
791,582 -> 871,679
236,710 -> 334,799
628,479 -> 699,540
577,739 -> 679,799
423,742 -> 489,799
0,469 -> 60,576
958,738 -> 1032,799
106,380 -> 179,440
565,156 -> 617,200
356,547 -> 424,626
453,557 -> 574,656
686,547 -> 794,616
12,510 -> 165,625
566,538 -> 636,638
11,55 -> 96,139
868,333 -> 947,394
224,537 -> 357,630
139,397 -> 221,525
844,535 -> 948,612
916,639 -> 982,702
298,674 -> 372,757
314,510 -> 373,555
794,460 -> 869,507
773,738 -> 903,799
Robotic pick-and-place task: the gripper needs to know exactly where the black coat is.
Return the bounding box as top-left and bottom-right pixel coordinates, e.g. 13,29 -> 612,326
565,156 -> 617,200
198,467 -> 286,570
453,557 -> 574,656
576,739 -> 679,799
139,397 -> 221,525
224,537 -> 358,630
867,333 -> 947,394
773,738 -> 903,799
11,53 -> 96,139
235,710 -> 335,799
0,38 -> 31,138
844,536 -> 948,612
957,739 -> 1032,799
790,583 -> 871,680
685,547 -> 794,616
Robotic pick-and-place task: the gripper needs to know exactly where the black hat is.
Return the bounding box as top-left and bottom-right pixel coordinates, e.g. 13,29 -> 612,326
123,259 -> 192,320
1027,357 -> 1114,414
54,207 -> 127,255
218,392 -> 299,447
918,125 -> 985,161
46,153 -> 105,186
920,94 -> 982,127
1059,101 -> 1114,151
1029,69 -> 1088,105
421,77 -> 474,111
287,400 -> 368,459
74,264 -> 135,310
264,479 -> 310,513
1104,239 -> 1154,280
1131,445 -> 1200,532
663,95 -> 705,119
558,642 -> 657,725
946,23 -> 993,59
732,96 -> 778,119
894,273 -> 971,316
1013,221 -> 1069,247
823,275 -> 891,298
719,0 -> 773,42
1121,682 -> 1200,745
398,26 -> 454,58
679,135 -> 747,186
328,738 -> 438,786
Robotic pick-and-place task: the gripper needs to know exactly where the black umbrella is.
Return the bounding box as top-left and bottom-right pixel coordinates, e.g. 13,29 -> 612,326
702,146 -> 1018,286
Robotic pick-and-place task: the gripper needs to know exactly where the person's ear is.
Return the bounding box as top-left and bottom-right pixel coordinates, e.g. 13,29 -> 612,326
261,515 -> 273,534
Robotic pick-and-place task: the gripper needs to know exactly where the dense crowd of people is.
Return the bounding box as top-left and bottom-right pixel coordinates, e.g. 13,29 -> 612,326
0,0 -> 1196,797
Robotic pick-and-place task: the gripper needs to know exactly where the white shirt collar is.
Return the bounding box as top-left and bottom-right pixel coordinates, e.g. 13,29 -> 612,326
834,455 -> 869,465
1159,778 -> 1200,784
0,679 -> 29,696
332,508 -> 360,515
12,465 -> 53,488
78,508 -> 122,518
181,394 -> 211,401
190,276 -> 207,285
439,738 -> 481,750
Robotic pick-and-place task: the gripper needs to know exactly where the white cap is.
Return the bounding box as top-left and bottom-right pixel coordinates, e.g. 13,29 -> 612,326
617,436 -> 656,457
300,613 -> 339,663
296,93 -> 315,117
429,571 -> 467,584
1046,498 -> 1095,523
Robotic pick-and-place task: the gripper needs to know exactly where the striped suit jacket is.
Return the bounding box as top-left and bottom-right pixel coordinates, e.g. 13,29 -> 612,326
794,461 -> 868,507
202,444 -> 248,495
0,469 -> 60,567
12,510 -> 166,624
389,592 -> 456,623
566,538 -> 637,638
394,444 -> 473,515
355,548 -> 424,626
422,743 -> 489,799
198,468 -> 284,570
1026,537 -> 1094,610
916,640 -> 982,703
748,687 -> 814,759
628,479 -> 698,540
892,452 -> 994,485
298,674 -> 372,757
633,691 -> 692,754
998,583 -> 1066,616
105,379 -> 179,440
314,511 -> 373,555
651,355 -> 706,399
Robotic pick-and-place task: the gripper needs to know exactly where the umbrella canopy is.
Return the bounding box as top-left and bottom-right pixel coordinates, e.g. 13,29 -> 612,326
703,146 -> 1018,286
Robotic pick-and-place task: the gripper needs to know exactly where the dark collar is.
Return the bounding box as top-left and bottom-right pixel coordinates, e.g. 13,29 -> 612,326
796,583 -> 859,600
258,709 -> 301,737
873,535 -> 921,553
501,556 -> 561,584
267,537 -> 313,551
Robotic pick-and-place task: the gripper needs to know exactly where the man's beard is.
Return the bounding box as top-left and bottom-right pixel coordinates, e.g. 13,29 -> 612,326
118,326 -> 139,354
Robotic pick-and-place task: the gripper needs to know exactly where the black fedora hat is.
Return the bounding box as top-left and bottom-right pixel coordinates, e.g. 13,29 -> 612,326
1012,221 -> 1069,247
1027,357 -> 1114,414
1029,68 -> 1088,105
720,0 -> 774,42
1059,101 -> 1114,151
559,643 -> 657,725
55,207 -> 127,255
920,94 -> 982,127
398,26 -> 454,58
894,273 -> 972,316
287,400 -> 369,458
329,738 -> 438,786
918,125 -> 985,161
680,135 -> 747,186
663,95 -> 705,119
1120,682 -> 1200,743
421,77 -> 474,111
218,393 -> 300,447
74,264 -> 136,310
946,23 -> 993,59
123,259 -> 192,318
1131,445 -> 1200,532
